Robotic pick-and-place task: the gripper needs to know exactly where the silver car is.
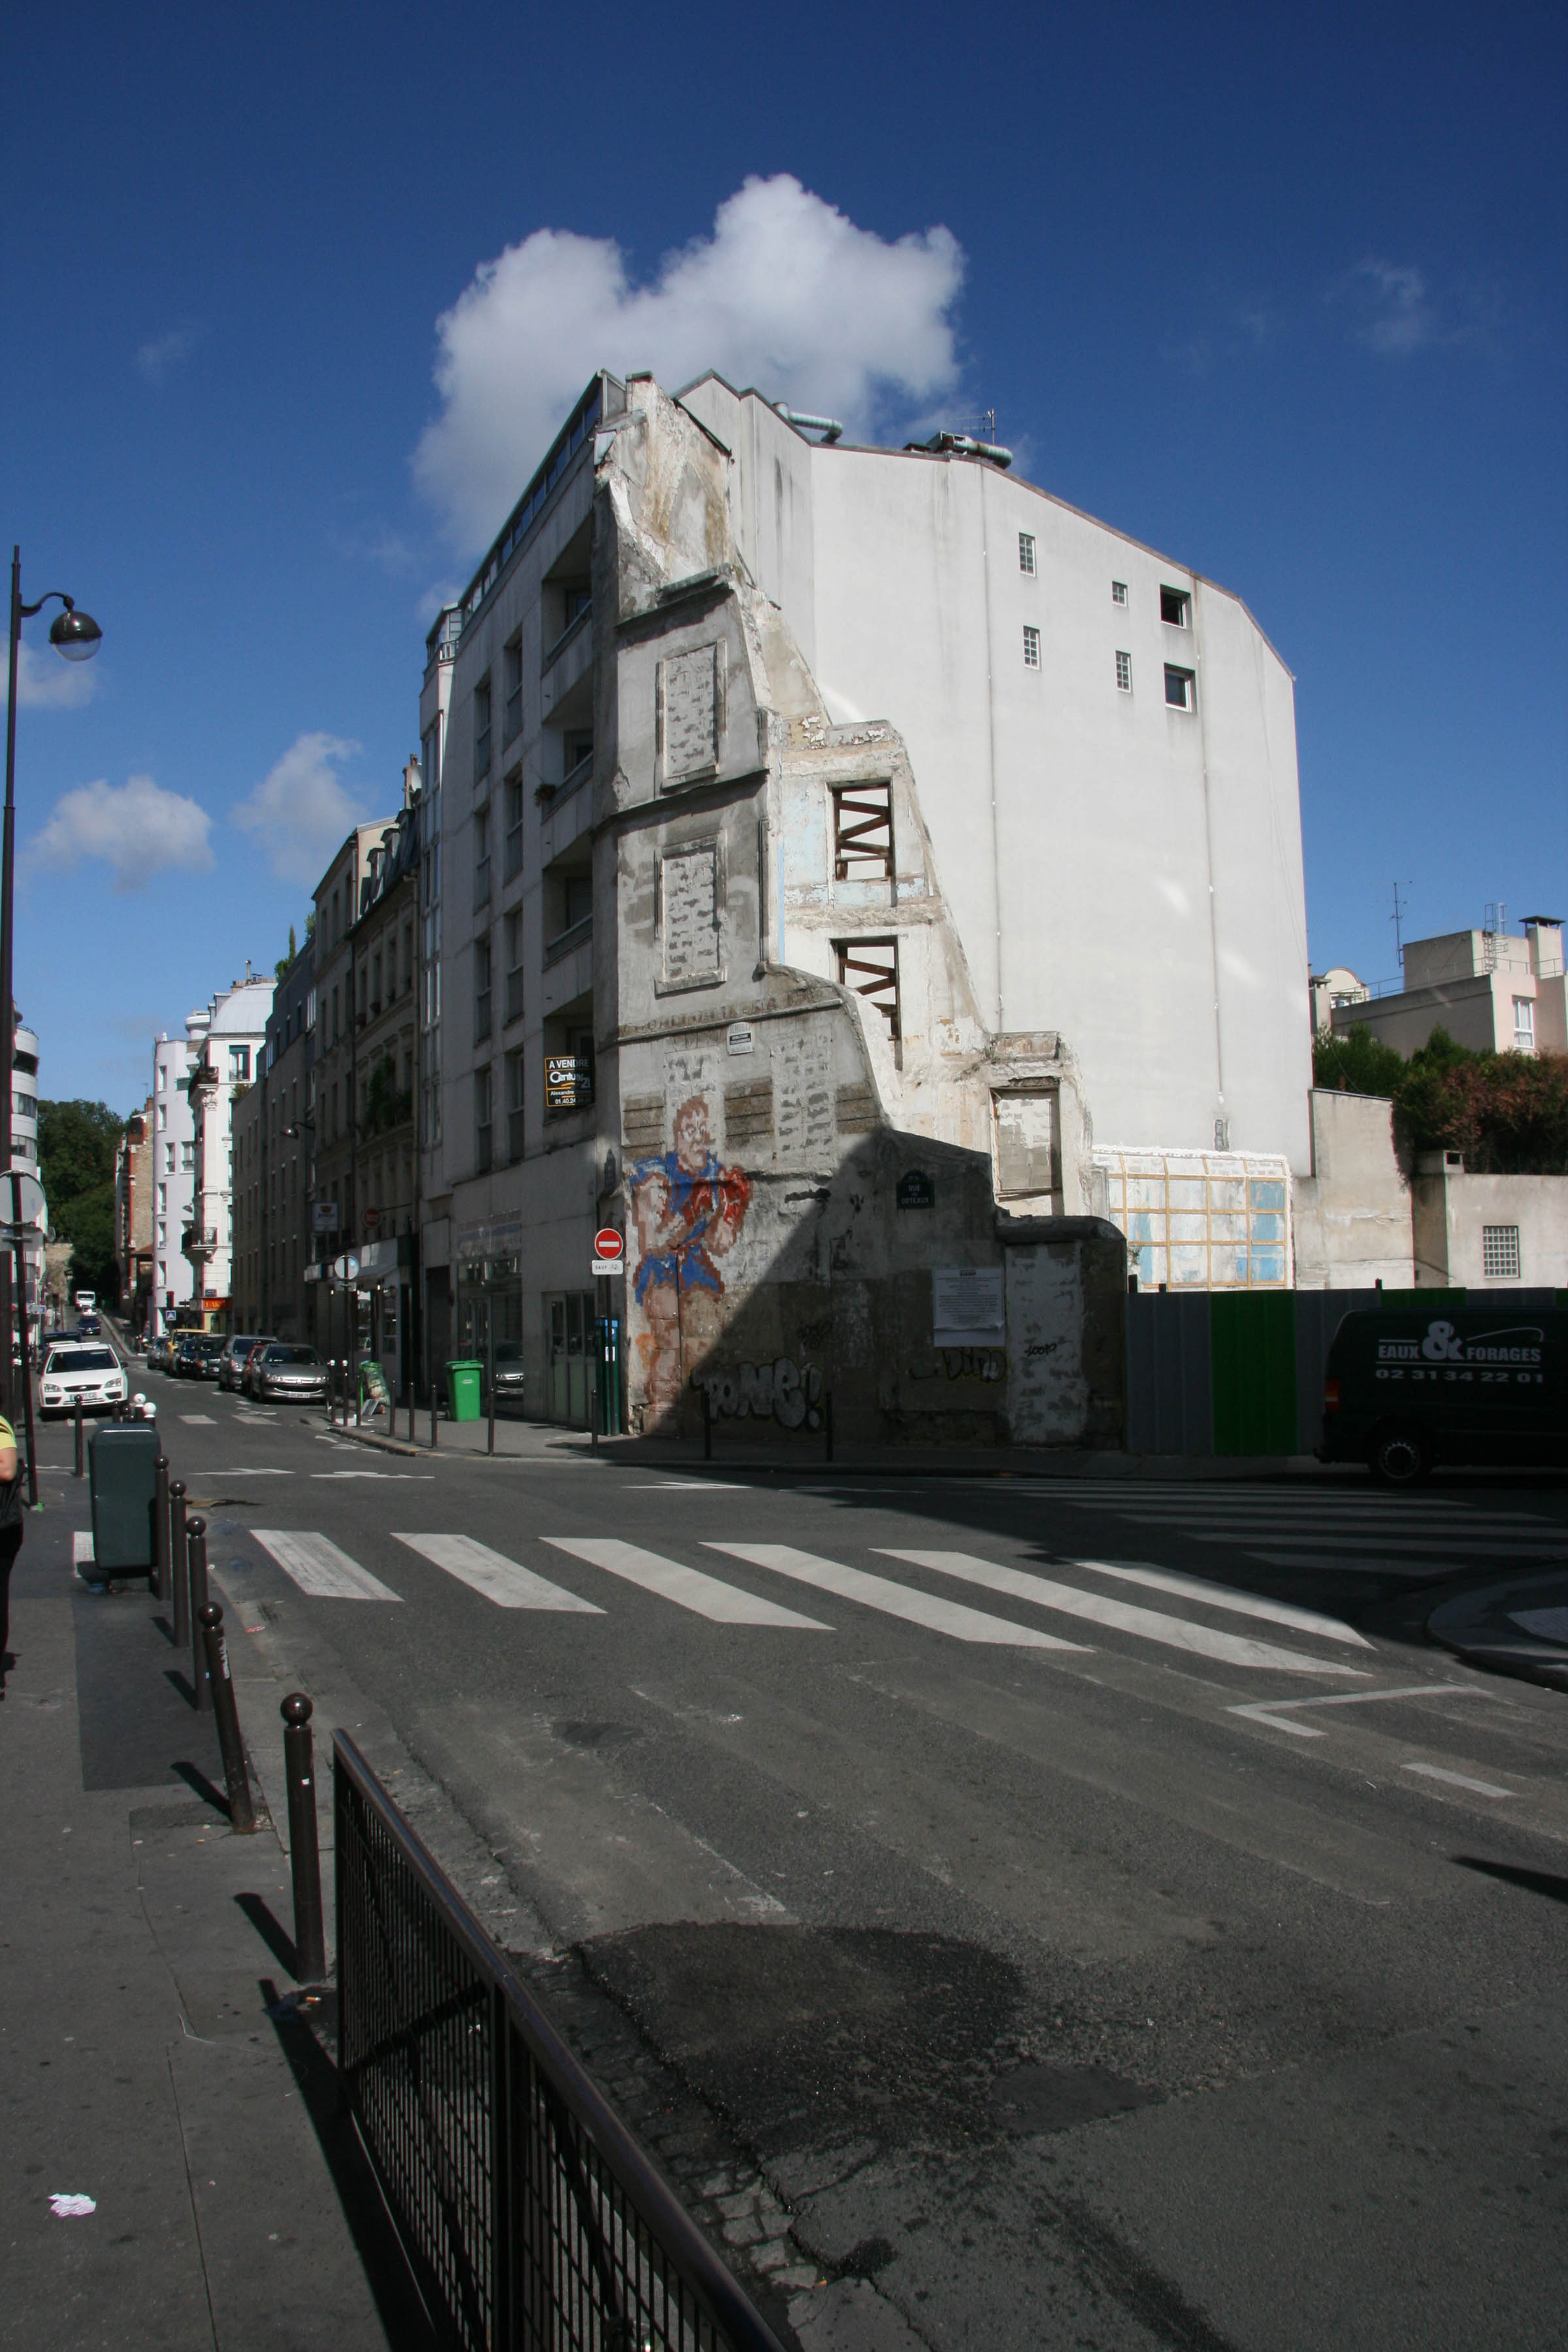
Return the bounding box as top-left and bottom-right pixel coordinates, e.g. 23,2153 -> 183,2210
250,1343 -> 329,1403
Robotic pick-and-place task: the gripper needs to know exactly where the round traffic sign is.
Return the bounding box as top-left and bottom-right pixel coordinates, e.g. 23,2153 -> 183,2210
3,1169 -> 46,1227
593,1228 -> 624,1262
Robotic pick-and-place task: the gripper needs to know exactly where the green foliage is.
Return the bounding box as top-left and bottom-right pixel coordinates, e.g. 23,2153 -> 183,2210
361,1058 -> 412,1138
274,922 -> 298,981
1315,1024 -> 1568,1174
38,1099 -> 125,1299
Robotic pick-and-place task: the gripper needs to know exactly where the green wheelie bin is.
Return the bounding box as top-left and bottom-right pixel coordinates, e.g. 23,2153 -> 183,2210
446,1360 -> 483,1422
88,1423 -> 159,1582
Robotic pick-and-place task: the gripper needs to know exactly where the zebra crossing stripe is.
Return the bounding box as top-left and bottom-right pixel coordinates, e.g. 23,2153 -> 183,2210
251,1530 -> 402,1601
707,1544 -> 1088,1651
1060,1558 -> 1374,1647
880,1550 -> 1366,1675
543,1538 -> 832,1629
393,1533 -> 602,1612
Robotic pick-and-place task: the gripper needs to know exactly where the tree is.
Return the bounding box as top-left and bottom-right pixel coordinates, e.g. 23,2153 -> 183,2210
37,1099 -> 126,1300
275,922 -> 299,981
1314,1024 -> 1568,1175
1312,1024 -> 1405,1098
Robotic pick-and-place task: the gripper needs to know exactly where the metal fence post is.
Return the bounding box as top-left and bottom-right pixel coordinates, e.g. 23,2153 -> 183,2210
187,1516 -> 212,1713
73,1397 -> 84,1478
199,1604 -> 258,1832
152,1452 -> 170,1601
282,1694 -> 327,1982
169,1479 -> 189,1649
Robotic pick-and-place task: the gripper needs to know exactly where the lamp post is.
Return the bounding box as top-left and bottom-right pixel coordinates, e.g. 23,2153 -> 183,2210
3,549 -> 101,1420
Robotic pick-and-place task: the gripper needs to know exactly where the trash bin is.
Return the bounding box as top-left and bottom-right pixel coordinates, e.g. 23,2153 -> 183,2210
88,1422 -> 159,1578
446,1360 -> 483,1422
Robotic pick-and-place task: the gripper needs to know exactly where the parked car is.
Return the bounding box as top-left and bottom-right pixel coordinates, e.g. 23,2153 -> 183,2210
146,1333 -> 176,1373
218,1335 -> 268,1392
1319,1305 -> 1568,1484
174,1335 -> 225,1380
249,1343 -> 329,1404
40,1343 -> 128,1420
490,1340 -> 527,1407
240,1339 -> 280,1397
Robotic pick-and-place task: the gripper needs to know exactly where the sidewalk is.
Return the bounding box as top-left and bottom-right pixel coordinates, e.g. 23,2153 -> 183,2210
1428,1571 -> 1568,1693
0,1497 -> 425,2351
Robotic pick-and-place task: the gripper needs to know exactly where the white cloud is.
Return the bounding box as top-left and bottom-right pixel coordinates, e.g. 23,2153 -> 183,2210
137,324 -> 200,384
230,732 -> 367,886
414,173 -> 966,553
1,640 -> 98,711
1346,261 -> 1437,357
28,774 -> 214,894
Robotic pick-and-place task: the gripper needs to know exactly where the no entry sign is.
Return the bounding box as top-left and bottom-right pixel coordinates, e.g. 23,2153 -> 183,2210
592,1228 -> 625,1277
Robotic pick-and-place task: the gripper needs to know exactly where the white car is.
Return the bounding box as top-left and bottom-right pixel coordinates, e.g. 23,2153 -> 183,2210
40,1344 -> 129,1420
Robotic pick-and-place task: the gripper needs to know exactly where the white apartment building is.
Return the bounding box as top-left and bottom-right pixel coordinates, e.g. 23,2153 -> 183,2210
10,1020 -> 45,1325
420,372 -> 1312,1440
1328,918 -> 1566,1060
151,1017 -> 204,1330
183,977 -> 274,1328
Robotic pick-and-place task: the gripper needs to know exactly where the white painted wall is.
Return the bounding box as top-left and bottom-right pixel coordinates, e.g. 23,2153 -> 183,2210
151,1022 -> 201,1326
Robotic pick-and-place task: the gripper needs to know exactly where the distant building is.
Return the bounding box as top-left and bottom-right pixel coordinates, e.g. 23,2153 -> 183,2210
1309,966 -> 1370,1036
152,1017 -> 204,1331
114,1099 -> 154,1331
10,1019 -> 45,1328
231,940 -> 316,1341
1328,918 -> 1566,1059
183,976 -> 274,1328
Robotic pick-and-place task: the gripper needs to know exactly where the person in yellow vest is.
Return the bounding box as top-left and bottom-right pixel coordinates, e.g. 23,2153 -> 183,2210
0,1413 -> 20,1690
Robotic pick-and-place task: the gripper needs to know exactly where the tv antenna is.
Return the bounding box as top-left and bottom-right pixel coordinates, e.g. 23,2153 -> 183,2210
1390,879 -> 1411,965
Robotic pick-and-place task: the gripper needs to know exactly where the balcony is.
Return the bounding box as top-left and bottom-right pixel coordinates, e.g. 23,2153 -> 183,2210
542,913 -> 593,970
182,1226 -> 219,1260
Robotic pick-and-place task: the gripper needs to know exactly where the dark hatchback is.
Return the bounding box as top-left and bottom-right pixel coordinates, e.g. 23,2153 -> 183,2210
174,1335 -> 225,1380
1319,1306 -> 1568,1484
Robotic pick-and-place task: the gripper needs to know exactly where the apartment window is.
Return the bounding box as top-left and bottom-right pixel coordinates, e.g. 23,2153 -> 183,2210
504,909 -> 524,1024
835,936 -> 900,1039
1111,580 -> 1128,606
1160,586 -> 1191,628
1482,1224 -> 1521,1281
1115,650 -> 1132,693
1018,532 -> 1036,576
157,1100 -> 167,1130
165,1141 -> 175,1173
1512,997 -> 1535,1052
506,1050 -> 526,1161
1164,664 -> 1196,711
474,804 -> 491,907
502,636 -> 523,743
1022,625 -> 1041,670
564,732 -> 593,787
474,1068 -> 493,1173
181,1139 -> 195,1169
474,937 -> 492,1042
474,680 -> 492,783
833,781 -> 893,881
504,771 -> 523,881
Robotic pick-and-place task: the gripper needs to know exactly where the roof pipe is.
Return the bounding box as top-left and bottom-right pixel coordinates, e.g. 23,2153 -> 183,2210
904,431 -> 1013,468
775,405 -> 843,443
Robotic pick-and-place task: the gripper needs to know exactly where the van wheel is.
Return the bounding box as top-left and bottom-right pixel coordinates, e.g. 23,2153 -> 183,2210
1369,1426 -> 1432,1486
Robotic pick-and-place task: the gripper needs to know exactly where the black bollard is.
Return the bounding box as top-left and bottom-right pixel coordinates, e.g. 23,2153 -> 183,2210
73,1397 -> 84,1478
169,1480 -> 189,1648
281,1695 -> 326,1982
152,1453 -> 170,1601
187,1517 -> 212,1712
199,1604 -> 258,1833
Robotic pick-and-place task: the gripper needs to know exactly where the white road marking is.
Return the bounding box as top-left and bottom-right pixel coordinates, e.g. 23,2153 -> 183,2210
180,1414 -> 216,1425
710,1544 -> 1087,1650
1403,1762 -> 1514,1799
310,1471 -> 434,1480
1063,1557 -> 1375,1647
251,1530 -> 402,1601
881,1548 -> 1359,1673
72,1531 -> 94,1565
1228,1683 -> 1487,1739
623,1482 -> 749,1491
193,1468 -> 295,1477
544,1538 -> 830,1629
394,1533 -> 602,1613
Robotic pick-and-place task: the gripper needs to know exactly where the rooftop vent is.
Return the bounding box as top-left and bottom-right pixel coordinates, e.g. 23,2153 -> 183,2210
774,405 -> 843,444
904,430 -> 1013,468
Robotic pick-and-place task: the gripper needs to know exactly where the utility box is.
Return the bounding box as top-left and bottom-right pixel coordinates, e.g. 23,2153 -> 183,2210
89,1423 -> 159,1576
446,1360 -> 483,1422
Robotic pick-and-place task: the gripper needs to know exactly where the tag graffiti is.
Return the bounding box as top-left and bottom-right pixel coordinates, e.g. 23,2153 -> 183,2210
691,1356 -> 825,1429
909,1347 -> 1007,1383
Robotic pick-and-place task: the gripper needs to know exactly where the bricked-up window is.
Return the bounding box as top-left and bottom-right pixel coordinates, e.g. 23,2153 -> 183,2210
1482,1224 -> 1520,1279
836,936 -> 900,1039
832,781 -> 893,881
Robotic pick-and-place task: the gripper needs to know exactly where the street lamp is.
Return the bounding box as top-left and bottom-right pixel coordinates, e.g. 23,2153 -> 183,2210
3,547 -> 102,1436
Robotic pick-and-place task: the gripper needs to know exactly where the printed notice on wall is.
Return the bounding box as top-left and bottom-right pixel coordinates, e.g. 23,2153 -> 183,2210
932,1265 -> 1005,1347
661,845 -> 721,984
660,644 -> 721,782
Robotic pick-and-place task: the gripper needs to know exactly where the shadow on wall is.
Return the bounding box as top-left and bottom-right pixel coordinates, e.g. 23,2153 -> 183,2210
623,1108 -> 1126,1450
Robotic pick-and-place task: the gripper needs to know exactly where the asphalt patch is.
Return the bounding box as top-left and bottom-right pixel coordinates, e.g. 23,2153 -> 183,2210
578,1921 -> 1023,2155
987,2059 -> 1162,2134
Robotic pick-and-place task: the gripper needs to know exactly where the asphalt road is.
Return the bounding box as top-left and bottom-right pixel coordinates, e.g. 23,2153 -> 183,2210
50,1347 -> 1568,2351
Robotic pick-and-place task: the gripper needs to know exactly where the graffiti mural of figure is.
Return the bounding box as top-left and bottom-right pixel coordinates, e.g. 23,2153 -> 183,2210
630,1095 -> 750,1415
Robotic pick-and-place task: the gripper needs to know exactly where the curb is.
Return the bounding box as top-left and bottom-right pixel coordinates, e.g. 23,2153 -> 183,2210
1428,1571 -> 1568,1694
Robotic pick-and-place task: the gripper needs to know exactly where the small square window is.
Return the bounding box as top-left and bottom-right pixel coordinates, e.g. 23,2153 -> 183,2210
1512,996 -> 1535,1052
1022,625 -> 1041,670
1115,650 -> 1132,693
1482,1224 -> 1520,1280
1111,580 -> 1128,606
1018,532 -> 1036,576
1164,664 -> 1195,711
1160,586 -> 1190,628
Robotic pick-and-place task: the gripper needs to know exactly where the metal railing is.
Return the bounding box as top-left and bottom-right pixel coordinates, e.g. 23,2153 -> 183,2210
335,1733 -> 785,2352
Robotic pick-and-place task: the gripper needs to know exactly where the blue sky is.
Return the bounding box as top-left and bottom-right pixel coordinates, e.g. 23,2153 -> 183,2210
6,0 -> 1563,1108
